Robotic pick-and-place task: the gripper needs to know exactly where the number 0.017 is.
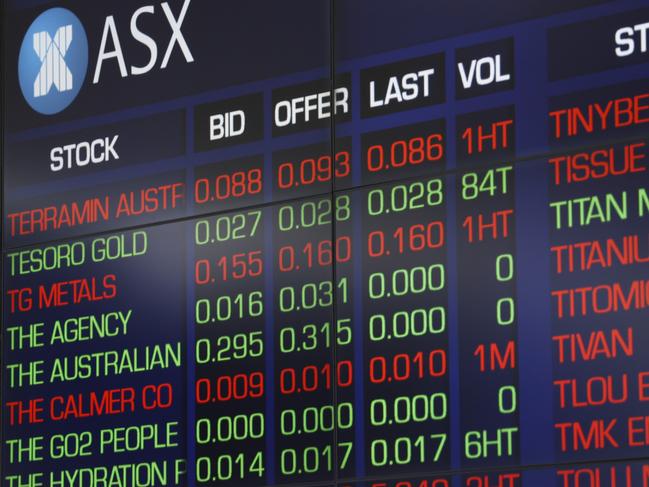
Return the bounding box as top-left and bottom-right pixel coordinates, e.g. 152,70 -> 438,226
280,443 -> 353,475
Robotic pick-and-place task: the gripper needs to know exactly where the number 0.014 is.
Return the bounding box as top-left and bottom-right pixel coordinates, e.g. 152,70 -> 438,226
196,452 -> 264,482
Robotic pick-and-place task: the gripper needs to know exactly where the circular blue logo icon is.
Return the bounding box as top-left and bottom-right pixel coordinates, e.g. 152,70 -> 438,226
18,8 -> 88,115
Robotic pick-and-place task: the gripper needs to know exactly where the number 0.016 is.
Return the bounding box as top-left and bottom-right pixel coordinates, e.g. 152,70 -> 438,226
195,291 -> 264,323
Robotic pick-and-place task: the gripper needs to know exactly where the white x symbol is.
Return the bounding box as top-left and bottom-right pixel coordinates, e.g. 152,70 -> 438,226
33,25 -> 73,98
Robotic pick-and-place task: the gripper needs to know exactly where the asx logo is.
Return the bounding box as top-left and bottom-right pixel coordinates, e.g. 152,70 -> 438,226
18,0 -> 194,115
18,8 -> 88,115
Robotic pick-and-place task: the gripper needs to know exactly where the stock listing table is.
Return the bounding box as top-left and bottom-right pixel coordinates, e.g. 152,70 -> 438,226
3,0 -> 649,486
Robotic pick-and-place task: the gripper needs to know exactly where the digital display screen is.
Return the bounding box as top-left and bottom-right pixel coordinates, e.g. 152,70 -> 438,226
3,1 -> 649,486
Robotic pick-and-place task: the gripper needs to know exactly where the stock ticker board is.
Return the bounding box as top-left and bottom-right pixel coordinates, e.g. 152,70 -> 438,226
2,0 -> 649,486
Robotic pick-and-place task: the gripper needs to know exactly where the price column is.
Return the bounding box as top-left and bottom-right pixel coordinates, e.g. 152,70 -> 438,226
272,195 -> 343,484
193,209 -> 268,486
361,175 -> 450,476
456,107 -> 519,469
